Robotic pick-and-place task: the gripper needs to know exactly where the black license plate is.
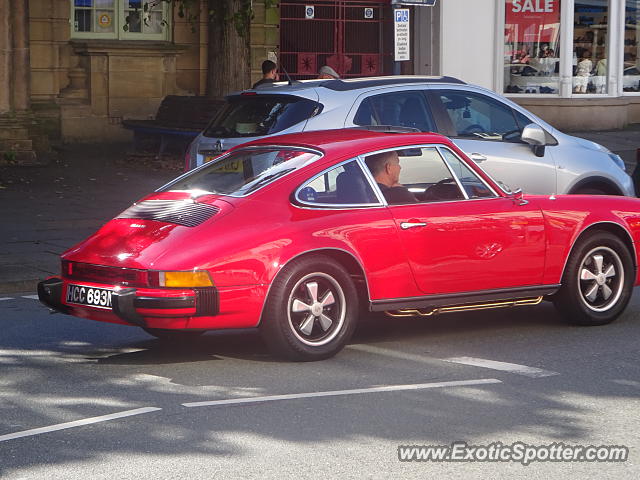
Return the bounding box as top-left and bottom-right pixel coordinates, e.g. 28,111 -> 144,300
66,284 -> 113,309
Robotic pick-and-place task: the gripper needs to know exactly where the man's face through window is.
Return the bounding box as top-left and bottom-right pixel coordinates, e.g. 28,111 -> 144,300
386,152 -> 401,185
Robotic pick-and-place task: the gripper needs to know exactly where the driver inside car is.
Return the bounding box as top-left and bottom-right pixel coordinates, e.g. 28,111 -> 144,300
365,151 -> 418,205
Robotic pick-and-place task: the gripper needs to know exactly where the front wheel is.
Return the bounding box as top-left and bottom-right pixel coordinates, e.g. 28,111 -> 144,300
554,232 -> 634,325
260,255 -> 358,361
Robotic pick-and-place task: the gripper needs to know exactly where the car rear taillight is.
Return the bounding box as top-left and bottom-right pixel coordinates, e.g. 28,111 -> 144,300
62,261 -> 149,287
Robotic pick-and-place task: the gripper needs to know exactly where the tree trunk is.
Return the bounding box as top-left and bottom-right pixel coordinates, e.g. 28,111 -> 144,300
206,0 -> 250,99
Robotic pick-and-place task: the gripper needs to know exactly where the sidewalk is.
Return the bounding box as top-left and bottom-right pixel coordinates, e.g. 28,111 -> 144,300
1,129 -> 640,294
0,144 -> 177,293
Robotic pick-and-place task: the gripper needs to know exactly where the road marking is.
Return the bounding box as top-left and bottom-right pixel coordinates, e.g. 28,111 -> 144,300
0,297 -> 13,301
0,407 -> 161,442
21,295 -> 40,300
348,344 -> 443,365
182,378 -> 502,408
444,357 -> 559,378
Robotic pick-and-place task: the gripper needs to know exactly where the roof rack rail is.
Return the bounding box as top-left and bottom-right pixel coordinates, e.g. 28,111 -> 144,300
350,125 -> 421,133
320,76 -> 465,91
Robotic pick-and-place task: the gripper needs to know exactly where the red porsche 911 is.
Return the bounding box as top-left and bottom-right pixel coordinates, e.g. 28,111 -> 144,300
39,129 -> 640,361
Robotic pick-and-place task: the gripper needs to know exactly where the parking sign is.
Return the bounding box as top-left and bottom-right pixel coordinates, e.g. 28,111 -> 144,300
394,8 -> 410,61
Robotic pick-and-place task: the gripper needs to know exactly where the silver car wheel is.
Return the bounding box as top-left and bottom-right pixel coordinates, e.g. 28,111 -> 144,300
287,272 -> 346,347
577,246 -> 624,312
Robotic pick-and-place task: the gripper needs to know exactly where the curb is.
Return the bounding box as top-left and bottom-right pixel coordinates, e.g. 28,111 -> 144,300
0,279 -> 40,295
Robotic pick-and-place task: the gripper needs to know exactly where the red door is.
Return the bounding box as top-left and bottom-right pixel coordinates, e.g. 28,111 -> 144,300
279,0 -> 393,79
388,198 -> 547,295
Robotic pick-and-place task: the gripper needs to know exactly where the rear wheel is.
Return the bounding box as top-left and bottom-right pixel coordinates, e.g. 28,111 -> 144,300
260,255 -> 358,361
554,232 -> 634,325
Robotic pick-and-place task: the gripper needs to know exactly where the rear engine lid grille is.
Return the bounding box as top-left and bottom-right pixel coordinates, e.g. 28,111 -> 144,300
117,200 -> 219,227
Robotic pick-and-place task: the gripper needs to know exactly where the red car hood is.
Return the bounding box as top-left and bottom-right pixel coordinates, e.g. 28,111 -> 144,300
62,191 -> 235,270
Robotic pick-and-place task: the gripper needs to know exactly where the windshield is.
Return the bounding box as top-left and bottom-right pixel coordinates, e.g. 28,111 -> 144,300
203,95 -> 322,138
161,148 -> 322,197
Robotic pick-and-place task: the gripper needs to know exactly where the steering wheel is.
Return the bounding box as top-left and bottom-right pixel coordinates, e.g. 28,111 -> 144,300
422,178 -> 458,201
434,177 -> 455,186
460,124 -> 485,135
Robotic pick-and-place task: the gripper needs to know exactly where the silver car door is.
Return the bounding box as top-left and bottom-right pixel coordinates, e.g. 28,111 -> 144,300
428,88 -> 558,195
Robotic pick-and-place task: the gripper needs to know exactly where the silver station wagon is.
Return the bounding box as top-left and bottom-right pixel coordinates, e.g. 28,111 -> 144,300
186,76 -> 634,197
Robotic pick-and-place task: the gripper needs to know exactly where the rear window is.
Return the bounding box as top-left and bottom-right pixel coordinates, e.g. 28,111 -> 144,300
203,95 -> 322,138
161,148 -> 322,197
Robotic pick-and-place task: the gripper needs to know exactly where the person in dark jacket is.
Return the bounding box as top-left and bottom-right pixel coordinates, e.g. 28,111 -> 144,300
365,151 -> 417,204
252,60 -> 279,88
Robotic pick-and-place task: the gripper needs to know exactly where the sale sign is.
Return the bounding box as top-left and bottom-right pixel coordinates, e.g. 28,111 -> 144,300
505,0 -> 561,43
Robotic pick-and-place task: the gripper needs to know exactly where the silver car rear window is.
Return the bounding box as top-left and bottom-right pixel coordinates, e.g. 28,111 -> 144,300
203,95 -> 322,138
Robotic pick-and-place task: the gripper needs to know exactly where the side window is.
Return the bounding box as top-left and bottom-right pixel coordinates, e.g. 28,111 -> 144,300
436,91 -> 521,141
353,91 -> 435,132
364,147 -> 465,204
440,148 -> 497,199
296,160 -> 378,206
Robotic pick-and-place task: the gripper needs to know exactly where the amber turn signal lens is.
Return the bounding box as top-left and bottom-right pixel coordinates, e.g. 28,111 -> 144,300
160,271 -> 213,287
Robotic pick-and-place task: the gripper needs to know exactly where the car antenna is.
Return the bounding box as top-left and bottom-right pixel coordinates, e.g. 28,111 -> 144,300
280,66 -> 296,86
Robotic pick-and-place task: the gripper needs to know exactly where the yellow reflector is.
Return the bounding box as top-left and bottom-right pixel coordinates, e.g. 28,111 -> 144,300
161,271 -> 213,287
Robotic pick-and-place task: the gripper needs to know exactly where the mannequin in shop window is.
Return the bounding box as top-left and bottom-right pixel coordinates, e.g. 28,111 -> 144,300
574,50 -> 593,94
593,56 -> 607,93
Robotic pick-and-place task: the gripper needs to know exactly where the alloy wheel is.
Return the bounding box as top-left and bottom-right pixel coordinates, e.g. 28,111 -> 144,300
577,246 -> 624,312
287,272 -> 346,346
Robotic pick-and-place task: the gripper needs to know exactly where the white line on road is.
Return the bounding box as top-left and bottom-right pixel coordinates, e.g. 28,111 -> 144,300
21,295 -> 40,300
0,297 -> 13,301
444,357 -> 559,378
348,344 -> 443,365
0,407 -> 162,443
182,378 -> 502,408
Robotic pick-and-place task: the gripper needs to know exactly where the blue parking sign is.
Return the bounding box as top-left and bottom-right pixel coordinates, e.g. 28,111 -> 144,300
395,10 -> 409,23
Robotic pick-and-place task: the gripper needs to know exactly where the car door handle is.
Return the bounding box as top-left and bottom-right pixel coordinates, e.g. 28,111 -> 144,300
470,153 -> 487,162
400,222 -> 428,230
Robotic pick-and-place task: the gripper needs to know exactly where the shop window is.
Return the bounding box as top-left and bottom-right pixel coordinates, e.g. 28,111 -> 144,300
573,1 -> 609,94
624,1 -> 640,93
504,0 -> 561,95
71,0 -> 169,40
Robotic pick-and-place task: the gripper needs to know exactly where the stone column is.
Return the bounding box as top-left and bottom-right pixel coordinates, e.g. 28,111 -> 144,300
0,0 -> 11,113
11,0 -> 31,111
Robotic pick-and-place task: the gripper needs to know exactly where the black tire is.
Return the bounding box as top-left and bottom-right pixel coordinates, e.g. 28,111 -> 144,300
142,327 -> 204,341
573,187 -> 608,195
554,232 -> 634,326
259,255 -> 359,361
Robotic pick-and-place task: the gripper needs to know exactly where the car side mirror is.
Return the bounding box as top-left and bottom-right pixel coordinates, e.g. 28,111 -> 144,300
510,188 -> 529,206
521,123 -> 547,157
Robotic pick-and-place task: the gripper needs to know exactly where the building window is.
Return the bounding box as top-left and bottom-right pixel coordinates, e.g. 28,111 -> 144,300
504,0 -> 561,95
573,0 -> 609,94
624,1 -> 640,93
71,0 -> 169,40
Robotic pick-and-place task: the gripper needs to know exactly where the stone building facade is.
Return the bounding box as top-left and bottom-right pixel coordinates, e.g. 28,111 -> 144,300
0,0 -> 278,163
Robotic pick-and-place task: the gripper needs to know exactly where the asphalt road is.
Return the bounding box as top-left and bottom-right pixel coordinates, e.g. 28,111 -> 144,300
0,288 -> 639,479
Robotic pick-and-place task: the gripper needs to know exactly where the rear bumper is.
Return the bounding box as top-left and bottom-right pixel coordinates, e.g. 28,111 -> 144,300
37,277 -> 218,327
